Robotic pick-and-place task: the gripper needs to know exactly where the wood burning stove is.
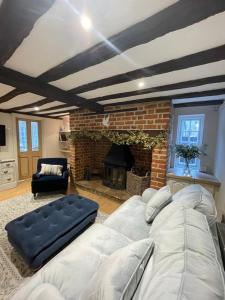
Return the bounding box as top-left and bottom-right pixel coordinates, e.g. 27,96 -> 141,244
103,144 -> 134,190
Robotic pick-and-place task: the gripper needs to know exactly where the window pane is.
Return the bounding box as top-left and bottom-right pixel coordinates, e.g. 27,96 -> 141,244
191,120 -> 200,131
31,121 -> 39,151
18,120 -> 28,152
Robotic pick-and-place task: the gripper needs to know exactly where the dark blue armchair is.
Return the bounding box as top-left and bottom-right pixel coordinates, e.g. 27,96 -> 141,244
32,158 -> 69,196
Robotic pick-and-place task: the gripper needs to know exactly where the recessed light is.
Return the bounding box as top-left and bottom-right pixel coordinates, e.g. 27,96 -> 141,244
138,81 -> 145,88
34,107 -> 39,111
81,15 -> 92,31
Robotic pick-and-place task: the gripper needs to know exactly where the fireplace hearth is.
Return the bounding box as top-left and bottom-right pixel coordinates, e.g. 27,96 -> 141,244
103,144 -> 135,190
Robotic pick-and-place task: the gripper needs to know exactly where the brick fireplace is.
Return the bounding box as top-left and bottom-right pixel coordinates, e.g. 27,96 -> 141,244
69,100 -> 171,190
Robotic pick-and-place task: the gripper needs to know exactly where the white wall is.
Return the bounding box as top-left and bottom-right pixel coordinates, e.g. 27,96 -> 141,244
170,105 -> 219,174
215,103 -> 225,220
0,112 -> 63,179
0,112 -> 16,160
42,118 -> 63,157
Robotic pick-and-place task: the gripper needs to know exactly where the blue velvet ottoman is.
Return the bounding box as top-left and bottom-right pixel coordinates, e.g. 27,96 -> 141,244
5,195 -> 99,269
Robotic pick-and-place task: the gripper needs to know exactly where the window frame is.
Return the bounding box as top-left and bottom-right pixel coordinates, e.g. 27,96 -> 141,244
175,114 -> 205,169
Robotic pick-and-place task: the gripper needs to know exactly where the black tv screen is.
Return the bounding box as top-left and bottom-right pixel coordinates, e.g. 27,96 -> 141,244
0,125 -> 6,146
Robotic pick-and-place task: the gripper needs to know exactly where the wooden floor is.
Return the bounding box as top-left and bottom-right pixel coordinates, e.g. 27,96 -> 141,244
0,180 -> 122,214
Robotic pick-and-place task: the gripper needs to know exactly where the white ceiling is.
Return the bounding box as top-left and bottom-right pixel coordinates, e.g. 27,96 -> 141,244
0,0 -> 224,117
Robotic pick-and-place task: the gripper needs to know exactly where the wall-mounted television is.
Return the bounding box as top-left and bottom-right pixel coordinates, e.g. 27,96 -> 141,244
0,125 -> 6,146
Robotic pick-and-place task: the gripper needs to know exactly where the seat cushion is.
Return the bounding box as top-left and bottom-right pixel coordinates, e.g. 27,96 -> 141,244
5,195 -> 99,267
137,208 -> 225,300
11,224 -> 132,300
26,283 -> 65,300
104,196 -> 150,241
35,175 -> 65,182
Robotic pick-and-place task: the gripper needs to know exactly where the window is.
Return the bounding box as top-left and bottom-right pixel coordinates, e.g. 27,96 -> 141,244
18,120 -> 28,152
175,114 -> 204,170
31,121 -> 39,151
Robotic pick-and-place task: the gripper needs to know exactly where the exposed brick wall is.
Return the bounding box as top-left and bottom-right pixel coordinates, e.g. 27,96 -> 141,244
70,100 -> 171,189
130,144 -> 152,172
70,101 -> 171,131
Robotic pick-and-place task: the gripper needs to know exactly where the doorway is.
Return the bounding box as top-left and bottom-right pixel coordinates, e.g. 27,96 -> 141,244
17,119 -> 42,179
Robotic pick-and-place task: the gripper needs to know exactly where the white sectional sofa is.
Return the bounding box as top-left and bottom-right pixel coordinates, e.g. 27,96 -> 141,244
11,185 -> 225,300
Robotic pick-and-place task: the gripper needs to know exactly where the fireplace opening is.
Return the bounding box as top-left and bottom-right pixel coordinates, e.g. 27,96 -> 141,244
103,143 -> 135,190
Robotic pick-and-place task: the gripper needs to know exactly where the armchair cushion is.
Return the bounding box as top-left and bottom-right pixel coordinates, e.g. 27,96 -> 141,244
39,164 -> 63,176
37,175 -> 66,182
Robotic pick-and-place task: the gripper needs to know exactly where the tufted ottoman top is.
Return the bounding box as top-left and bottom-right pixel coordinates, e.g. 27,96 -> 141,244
5,195 -> 99,265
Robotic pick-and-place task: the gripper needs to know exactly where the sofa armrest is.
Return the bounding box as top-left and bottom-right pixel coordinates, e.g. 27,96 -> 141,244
62,169 -> 69,179
141,188 -> 157,203
32,172 -> 41,180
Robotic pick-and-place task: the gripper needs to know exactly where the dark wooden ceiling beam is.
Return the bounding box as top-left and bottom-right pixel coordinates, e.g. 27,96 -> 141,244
93,74 -> 225,102
38,0 -> 225,82
71,45 -> 225,94
47,109 -> 77,116
0,108 -> 60,120
0,0 -> 55,65
0,67 -> 103,112
0,89 -> 24,104
174,100 -> 224,108
104,88 -> 225,107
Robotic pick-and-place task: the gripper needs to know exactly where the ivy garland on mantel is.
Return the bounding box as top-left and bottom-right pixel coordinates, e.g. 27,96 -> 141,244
69,129 -> 167,150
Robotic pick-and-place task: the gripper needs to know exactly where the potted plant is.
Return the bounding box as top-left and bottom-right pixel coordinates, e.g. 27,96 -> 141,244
174,144 -> 202,177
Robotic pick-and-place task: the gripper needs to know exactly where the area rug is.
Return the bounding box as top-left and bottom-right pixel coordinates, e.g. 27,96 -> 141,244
0,192 -> 108,300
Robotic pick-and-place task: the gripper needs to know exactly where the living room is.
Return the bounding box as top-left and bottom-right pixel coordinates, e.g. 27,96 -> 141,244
0,1 -> 225,299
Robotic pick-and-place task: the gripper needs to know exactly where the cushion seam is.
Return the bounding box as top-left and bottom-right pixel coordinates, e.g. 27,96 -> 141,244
177,208 -> 187,300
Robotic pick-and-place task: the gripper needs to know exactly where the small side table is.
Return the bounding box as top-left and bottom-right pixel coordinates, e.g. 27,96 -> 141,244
216,222 -> 225,270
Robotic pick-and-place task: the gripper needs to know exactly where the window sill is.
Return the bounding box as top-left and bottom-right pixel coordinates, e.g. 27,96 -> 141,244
167,168 -> 220,187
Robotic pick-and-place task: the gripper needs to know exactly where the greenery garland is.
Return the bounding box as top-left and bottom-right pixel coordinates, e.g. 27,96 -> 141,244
69,129 -> 167,150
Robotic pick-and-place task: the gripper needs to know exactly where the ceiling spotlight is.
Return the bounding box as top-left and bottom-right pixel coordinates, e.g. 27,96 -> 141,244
138,81 -> 145,88
81,15 -> 92,31
34,107 -> 39,111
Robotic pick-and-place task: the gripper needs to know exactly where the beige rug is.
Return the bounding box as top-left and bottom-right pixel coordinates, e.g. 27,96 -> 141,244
0,193 -> 108,300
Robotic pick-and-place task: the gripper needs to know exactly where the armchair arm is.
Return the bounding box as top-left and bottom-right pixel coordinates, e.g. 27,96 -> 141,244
62,169 -> 69,179
142,188 -> 157,203
32,172 -> 41,180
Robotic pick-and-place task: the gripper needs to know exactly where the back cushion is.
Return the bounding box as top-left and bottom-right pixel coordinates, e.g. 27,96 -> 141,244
150,184 -> 217,233
145,186 -> 172,223
173,184 -> 217,224
138,208 -> 225,300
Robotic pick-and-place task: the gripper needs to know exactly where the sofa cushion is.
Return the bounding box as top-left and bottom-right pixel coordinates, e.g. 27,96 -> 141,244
11,224 -> 132,300
104,196 -> 150,241
27,283 -> 65,300
145,185 -> 172,223
141,188 -> 157,203
150,184 -> 217,234
83,238 -> 154,300
173,184 -> 217,224
137,208 -> 225,300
